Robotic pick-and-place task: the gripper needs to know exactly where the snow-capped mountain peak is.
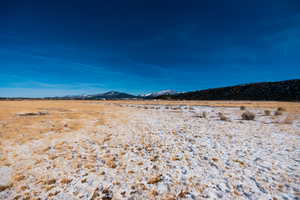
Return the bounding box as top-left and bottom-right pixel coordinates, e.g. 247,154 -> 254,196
142,90 -> 178,97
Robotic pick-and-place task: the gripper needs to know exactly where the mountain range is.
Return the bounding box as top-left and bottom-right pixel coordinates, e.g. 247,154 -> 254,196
46,91 -> 137,100
43,90 -> 179,100
1,79 -> 299,101
140,90 -> 178,98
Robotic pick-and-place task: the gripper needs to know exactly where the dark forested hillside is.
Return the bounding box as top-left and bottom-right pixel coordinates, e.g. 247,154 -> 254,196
158,79 -> 300,101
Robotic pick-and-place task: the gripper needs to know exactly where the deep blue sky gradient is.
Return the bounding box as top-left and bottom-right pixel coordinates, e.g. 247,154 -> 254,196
0,0 -> 299,97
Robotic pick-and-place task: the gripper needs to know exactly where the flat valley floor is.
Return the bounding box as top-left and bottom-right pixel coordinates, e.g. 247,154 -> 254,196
0,100 -> 299,200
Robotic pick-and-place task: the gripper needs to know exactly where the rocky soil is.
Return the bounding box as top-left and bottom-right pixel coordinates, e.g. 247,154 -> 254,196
0,103 -> 299,200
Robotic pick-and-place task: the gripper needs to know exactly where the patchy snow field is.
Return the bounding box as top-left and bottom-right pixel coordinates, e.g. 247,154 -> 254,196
0,101 -> 299,200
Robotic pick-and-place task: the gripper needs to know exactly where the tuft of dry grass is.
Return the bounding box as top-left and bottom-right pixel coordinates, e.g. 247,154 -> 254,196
147,174 -> 163,184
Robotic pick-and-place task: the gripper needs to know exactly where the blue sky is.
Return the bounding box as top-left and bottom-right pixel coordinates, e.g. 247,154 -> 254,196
0,0 -> 300,97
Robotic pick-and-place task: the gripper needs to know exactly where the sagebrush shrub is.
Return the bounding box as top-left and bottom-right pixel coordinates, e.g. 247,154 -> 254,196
277,107 -> 286,112
219,112 -> 229,121
241,111 -> 255,120
264,110 -> 271,116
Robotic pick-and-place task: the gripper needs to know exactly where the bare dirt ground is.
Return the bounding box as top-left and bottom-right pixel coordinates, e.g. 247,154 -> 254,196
0,100 -> 299,200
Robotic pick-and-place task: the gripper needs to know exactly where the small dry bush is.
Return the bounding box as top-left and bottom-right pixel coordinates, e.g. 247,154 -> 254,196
277,107 -> 286,112
264,110 -> 271,116
274,111 -> 282,116
218,112 -> 229,121
202,111 -> 207,118
241,111 -> 255,120
240,106 -> 246,110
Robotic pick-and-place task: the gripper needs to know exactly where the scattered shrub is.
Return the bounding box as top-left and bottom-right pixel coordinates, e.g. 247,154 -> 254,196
241,111 -> 255,120
274,111 -> 282,116
17,111 -> 49,116
220,115 -> 229,121
277,107 -> 286,112
202,111 -> 207,118
218,112 -> 229,121
264,110 -> 271,116
240,106 -> 246,110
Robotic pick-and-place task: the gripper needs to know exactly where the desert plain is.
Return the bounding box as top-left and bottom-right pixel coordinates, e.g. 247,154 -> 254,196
0,100 -> 299,200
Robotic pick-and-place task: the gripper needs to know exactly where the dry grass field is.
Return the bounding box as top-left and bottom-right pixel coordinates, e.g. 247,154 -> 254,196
113,100 -> 300,114
0,100 -> 299,199
0,100 -> 125,143
0,100 -> 299,143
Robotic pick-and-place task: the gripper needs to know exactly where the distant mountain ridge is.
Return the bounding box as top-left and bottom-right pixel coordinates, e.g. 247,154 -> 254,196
46,90 -> 178,100
157,79 -> 300,101
84,91 -> 136,99
46,91 -> 137,100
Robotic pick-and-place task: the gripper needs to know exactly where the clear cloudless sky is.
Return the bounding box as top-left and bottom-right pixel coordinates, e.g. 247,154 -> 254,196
0,0 -> 300,97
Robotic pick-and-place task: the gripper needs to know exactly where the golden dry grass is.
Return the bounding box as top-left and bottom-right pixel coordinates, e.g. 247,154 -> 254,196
111,100 -> 300,114
0,100 -> 299,144
0,100 -> 123,143
0,100 -> 299,199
